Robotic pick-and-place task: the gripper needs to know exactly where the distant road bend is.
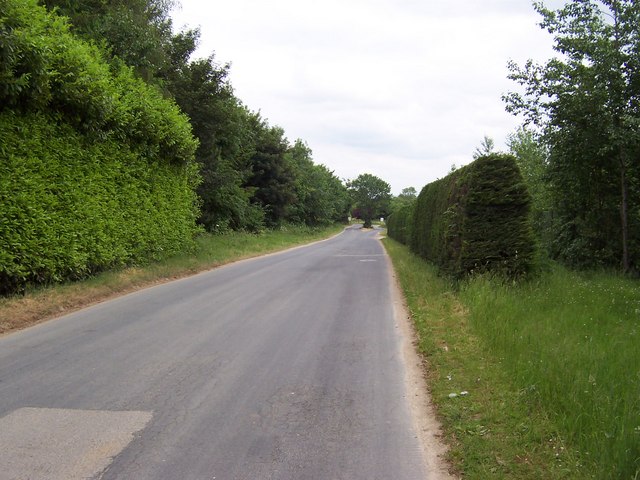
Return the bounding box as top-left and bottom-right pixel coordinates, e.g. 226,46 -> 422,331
0,225 -> 446,479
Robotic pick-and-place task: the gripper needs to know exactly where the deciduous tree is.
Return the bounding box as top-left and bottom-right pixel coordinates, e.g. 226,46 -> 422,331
390,186 -> 417,214
504,0 -> 640,271
507,127 -> 554,251
347,174 -> 391,228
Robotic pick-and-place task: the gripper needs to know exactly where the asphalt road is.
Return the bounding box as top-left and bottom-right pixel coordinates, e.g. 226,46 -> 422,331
0,226 -> 428,479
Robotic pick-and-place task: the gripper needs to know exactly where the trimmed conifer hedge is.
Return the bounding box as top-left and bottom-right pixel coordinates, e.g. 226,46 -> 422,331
386,204 -> 414,245
409,153 -> 534,279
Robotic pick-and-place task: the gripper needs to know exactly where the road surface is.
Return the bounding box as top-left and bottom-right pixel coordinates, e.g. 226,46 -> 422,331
0,226 -> 436,479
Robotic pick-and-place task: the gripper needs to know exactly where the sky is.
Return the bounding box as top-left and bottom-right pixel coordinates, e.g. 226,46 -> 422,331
169,0 -> 563,194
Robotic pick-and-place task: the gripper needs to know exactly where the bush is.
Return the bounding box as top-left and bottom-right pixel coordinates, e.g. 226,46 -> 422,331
410,154 -> 535,279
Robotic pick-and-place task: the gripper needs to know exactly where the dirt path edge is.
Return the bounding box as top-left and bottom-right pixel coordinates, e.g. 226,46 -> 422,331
383,244 -> 456,479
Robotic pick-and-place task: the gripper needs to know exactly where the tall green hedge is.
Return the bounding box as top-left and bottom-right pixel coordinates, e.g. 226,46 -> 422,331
0,112 -> 201,293
0,0 -> 200,294
410,154 -> 534,279
386,204 -> 413,245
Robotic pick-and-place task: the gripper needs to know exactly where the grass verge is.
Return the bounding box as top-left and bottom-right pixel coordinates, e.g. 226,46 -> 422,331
0,224 -> 344,335
383,237 -> 600,479
460,266 -> 639,480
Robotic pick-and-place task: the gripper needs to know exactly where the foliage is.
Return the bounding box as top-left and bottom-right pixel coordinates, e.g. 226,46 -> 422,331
286,140 -> 350,226
472,135 -> 495,159
507,127 -> 555,254
162,44 -> 264,232
0,112 -> 200,294
389,186 -> 417,213
41,0 -> 176,82
410,154 -> 535,280
347,173 -> 391,228
504,0 -> 640,272
0,0 -> 200,294
387,187 -> 418,243
161,40 -> 349,231
36,0 -> 351,235
244,120 -> 297,227
0,0 -> 197,165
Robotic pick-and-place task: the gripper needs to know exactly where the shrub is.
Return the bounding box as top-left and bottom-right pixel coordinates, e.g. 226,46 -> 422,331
0,0 -> 197,165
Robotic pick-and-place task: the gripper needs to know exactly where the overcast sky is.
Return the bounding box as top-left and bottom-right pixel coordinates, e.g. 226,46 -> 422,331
170,0 -> 562,194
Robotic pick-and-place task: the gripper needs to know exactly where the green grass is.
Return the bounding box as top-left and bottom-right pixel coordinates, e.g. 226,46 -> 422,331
383,237 -> 601,479
460,267 -> 640,480
1,224 -> 344,335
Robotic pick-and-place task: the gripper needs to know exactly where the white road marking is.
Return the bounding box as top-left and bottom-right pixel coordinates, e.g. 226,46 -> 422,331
0,407 -> 152,480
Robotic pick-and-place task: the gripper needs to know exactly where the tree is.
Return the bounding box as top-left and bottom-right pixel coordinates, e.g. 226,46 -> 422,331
41,0 -> 176,82
390,186 -> 417,214
244,119 -> 296,227
472,135 -> 495,159
507,127 -> 554,250
286,140 -> 350,226
347,174 -> 391,228
39,0 -> 345,233
398,186 -> 417,200
504,0 -> 640,272
162,45 -> 263,231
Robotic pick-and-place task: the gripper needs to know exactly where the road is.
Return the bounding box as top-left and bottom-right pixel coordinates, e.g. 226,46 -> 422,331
0,226 -> 433,479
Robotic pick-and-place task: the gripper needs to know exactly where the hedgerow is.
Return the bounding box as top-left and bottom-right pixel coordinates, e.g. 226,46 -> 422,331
410,154 -> 535,279
386,204 -> 413,245
0,112 -> 201,293
0,0 -> 200,294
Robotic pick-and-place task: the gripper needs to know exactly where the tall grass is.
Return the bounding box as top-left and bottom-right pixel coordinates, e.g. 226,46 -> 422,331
460,267 -> 640,479
383,238 -> 583,479
384,237 -> 639,478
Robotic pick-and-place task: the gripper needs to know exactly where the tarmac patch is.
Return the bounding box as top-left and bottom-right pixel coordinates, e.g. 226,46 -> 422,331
0,407 -> 152,480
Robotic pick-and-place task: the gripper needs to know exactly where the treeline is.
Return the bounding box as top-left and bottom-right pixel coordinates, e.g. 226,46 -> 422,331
387,154 -> 535,279
0,0 -> 349,294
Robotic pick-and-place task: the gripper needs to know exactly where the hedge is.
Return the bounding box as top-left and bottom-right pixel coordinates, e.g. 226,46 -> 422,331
0,112 -> 201,294
386,204 -> 413,245
0,0 -> 200,294
409,154 -> 535,279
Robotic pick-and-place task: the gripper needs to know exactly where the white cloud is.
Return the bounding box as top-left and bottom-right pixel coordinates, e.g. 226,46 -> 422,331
171,0 -> 558,193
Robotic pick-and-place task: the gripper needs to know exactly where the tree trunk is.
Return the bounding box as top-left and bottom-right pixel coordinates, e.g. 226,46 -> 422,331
620,157 -> 629,273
